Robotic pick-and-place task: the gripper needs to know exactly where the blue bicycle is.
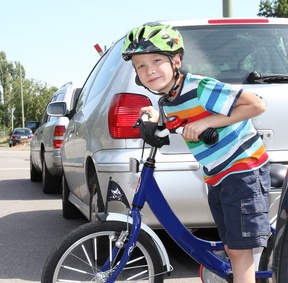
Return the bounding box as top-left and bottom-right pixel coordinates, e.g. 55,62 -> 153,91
41,99 -> 282,283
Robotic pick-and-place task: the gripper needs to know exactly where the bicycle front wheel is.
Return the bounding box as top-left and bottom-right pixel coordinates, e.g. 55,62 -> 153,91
41,221 -> 165,283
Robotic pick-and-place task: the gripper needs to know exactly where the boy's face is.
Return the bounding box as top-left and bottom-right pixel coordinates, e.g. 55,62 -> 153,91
132,53 -> 181,94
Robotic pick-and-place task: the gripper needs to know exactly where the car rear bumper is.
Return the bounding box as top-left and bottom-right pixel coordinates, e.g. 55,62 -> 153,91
44,149 -> 63,176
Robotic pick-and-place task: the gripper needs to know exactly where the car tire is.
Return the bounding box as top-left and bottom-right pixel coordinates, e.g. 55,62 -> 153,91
42,156 -> 61,194
30,157 -> 41,182
62,174 -> 82,219
88,165 -> 104,221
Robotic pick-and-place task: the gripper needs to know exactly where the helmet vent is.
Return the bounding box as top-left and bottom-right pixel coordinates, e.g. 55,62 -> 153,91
146,29 -> 161,40
128,32 -> 134,43
137,27 -> 145,42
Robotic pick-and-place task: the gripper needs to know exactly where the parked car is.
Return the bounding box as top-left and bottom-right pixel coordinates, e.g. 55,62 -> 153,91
272,168 -> 288,283
9,127 -> 33,147
30,82 -> 82,194
51,18 -> 287,228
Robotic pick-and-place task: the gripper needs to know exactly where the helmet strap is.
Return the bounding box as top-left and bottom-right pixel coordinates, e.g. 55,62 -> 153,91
166,68 -> 180,101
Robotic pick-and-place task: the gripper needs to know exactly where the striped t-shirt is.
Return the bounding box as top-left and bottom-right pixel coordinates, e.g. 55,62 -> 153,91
162,73 -> 269,186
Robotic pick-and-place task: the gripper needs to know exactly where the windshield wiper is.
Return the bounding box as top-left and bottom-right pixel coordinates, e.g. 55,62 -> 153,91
247,71 -> 288,84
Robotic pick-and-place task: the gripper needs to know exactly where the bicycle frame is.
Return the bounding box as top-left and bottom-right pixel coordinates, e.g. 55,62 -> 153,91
100,145 -> 273,282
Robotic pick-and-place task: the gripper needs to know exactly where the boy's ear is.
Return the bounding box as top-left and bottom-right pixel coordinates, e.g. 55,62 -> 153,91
173,54 -> 182,69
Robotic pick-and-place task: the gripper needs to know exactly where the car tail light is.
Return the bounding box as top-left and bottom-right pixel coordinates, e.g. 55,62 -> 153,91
53,125 -> 66,148
108,93 -> 152,139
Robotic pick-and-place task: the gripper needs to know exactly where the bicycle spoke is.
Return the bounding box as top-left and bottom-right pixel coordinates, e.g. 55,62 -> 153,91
42,222 -> 164,282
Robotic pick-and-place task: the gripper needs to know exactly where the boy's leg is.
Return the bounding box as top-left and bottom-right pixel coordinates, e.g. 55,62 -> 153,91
208,163 -> 271,281
225,246 -> 255,283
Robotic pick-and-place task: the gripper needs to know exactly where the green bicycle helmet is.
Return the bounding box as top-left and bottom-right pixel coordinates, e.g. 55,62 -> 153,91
122,22 -> 184,61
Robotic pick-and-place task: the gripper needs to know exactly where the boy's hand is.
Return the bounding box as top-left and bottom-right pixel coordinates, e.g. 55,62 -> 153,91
182,120 -> 209,142
140,106 -> 159,123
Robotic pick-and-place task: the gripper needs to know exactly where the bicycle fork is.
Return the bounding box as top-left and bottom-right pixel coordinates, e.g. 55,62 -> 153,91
100,208 -> 142,283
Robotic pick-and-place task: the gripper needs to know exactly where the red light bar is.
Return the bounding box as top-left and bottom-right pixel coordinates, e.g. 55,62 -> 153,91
208,18 -> 269,24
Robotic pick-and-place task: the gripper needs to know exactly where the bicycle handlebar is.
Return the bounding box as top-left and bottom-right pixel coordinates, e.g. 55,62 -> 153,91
155,126 -> 219,145
138,112 -> 219,146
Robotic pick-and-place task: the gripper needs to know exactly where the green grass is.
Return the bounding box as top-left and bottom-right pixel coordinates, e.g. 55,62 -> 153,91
0,136 -> 9,147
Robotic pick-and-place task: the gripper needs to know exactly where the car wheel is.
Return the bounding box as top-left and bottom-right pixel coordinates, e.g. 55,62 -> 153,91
62,174 -> 82,219
88,165 -> 104,221
42,156 -> 61,194
30,157 -> 41,182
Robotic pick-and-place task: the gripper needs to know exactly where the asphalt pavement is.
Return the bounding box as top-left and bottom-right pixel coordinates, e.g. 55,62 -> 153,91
0,146 -> 202,282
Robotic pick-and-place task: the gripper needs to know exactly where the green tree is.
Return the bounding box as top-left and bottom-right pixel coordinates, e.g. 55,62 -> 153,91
0,51 -> 57,130
258,0 -> 288,17
24,79 -> 57,123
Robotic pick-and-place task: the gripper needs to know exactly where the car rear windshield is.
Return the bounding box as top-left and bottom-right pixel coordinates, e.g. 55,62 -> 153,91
15,129 -> 31,135
178,24 -> 288,84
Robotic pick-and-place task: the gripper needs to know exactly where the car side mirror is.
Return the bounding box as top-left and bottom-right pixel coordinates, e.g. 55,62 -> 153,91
47,101 -> 67,117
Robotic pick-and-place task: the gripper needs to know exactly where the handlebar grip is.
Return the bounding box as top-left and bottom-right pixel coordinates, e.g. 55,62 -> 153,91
198,128 -> 219,145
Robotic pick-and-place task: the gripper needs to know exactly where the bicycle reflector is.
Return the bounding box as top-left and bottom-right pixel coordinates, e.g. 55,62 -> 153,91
108,93 -> 152,138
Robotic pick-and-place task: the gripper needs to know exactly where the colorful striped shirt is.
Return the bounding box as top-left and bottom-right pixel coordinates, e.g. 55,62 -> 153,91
162,73 -> 269,186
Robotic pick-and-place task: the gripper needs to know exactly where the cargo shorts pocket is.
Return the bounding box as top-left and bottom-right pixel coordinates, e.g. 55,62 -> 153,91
241,197 -> 270,237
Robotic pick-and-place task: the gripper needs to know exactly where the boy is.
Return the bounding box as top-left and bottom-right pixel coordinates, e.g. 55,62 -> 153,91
122,23 -> 270,283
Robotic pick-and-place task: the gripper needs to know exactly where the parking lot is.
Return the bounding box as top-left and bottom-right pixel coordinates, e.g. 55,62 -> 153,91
0,146 -> 203,282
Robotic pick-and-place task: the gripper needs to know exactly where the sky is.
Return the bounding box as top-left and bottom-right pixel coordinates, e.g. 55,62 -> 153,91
1,0 -> 261,88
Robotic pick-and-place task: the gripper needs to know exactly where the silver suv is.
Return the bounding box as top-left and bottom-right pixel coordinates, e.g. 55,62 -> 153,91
30,82 -> 81,193
52,18 -> 287,227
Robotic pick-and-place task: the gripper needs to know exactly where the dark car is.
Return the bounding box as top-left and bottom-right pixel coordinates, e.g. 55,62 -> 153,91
9,127 -> 33,147
272,168 -> 288,283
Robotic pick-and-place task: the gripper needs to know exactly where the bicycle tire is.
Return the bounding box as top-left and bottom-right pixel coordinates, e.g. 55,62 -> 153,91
199,250 -> 229,283
258,234 -> 275,283
41,221 -> 165,283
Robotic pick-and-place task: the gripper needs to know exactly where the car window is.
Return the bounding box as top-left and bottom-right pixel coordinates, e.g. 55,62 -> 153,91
85,41 -> 122,105
24,129 -> 32,134
53,90 -> 66,101
40,108 -> 49,125
75,39 -> 123,111
14,128 -> 31,135
178,24 -> 288,84
75,63 -> 103,113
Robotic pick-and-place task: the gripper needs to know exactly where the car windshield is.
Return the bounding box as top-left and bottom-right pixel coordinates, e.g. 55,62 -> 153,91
178,24 -> 288,84
15,129 -> 31,135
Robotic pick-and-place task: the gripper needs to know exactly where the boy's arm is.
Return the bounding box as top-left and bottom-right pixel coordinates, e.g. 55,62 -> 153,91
140,91 -> 266,142
183,90 -> 266,141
